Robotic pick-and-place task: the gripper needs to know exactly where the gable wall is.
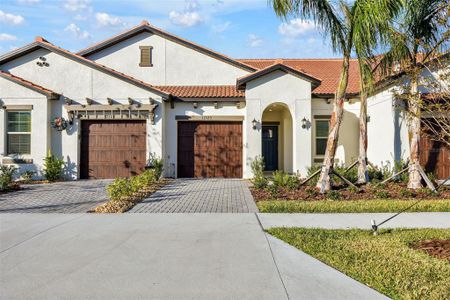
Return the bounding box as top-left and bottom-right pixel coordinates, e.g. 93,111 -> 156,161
86,31 -> 250,85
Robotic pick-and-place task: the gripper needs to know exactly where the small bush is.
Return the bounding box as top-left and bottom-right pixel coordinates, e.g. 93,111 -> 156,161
306,165 -> 321,186
375,190 -> 390,199
43,151 -> 64,181
251,156 -> 268,189
0,165 -> 17,192
334,164 -> 358,184
148,153 -> 163,179
326,190 -> 342,200
399,188 -> 414,198
305,187 -> 319,198
21,170 -> 35,183
266,184 -> 279,198
106,178 -> 131,201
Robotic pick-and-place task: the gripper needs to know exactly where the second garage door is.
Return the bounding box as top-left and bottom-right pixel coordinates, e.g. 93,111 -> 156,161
177,121 -> 242,178
80,120 -> 146,179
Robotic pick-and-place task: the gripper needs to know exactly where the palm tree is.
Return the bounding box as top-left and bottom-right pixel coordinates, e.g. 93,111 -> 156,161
271,0 -> 401,192
377,0 -> 449,189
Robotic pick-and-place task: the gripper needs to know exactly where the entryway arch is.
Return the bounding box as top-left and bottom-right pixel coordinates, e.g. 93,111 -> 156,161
261,102 -> 293,173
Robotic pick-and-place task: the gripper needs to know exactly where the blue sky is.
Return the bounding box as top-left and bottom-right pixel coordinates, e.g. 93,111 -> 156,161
0,0 -> 338,58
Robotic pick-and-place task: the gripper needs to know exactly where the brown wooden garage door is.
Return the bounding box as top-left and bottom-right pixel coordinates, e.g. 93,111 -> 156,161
420,132 -> 449,180
177,121 -> 242,178
80,120 -> 146,179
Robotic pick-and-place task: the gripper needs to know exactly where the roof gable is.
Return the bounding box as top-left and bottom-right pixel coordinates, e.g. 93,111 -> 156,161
78,21 -> 256,73
0,37 -> 170,98
0,70 -> 60,99
236,63 -> 321,90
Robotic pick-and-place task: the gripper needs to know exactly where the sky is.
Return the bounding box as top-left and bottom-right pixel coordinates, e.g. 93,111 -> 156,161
0,0 -> 338,58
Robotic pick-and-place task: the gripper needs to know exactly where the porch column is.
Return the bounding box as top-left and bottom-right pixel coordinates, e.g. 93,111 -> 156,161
293,97 -> 312,176
243,98 -> 262,178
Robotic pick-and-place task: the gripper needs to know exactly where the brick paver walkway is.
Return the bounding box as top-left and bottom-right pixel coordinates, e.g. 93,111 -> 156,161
0,180 -> 110,213
130,179 -> 258,213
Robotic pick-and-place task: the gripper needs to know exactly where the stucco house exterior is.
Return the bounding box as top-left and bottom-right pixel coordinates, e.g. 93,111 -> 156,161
0,21 -> 448,180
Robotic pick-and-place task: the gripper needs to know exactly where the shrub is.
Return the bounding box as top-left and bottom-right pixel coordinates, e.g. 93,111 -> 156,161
251,156 -> 267,189
399,188 -> 414,198
265,184 -> 279,198
43,151 -> 64,181
326,190 -> 342,200
306,165 -> 321,186
375,190 -> 390,199
0,165 -> 17,192
148,153 -> 163,179
21,170 -> 35,183
305,187 -> 319,198
272,170 -> 291,188
106,178 -> 131,201
334,164 -> 358,184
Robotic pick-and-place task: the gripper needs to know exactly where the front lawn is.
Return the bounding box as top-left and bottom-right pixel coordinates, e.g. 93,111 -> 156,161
268,228 -> 450,300
257,199 -> 450,213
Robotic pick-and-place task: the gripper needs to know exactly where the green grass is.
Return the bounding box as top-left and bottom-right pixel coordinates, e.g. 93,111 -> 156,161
268,228 -> 450,300
257,199 -> 450,213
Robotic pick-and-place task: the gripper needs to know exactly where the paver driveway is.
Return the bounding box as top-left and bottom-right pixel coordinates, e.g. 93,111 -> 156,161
0,180 -> 110,213
130,178 -> 258,213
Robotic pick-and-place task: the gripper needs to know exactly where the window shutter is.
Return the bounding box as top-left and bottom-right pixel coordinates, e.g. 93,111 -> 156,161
139,46 -> 153,67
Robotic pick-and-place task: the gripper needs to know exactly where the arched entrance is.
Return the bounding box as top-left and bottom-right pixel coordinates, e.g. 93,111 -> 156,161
261,103 -> 293,173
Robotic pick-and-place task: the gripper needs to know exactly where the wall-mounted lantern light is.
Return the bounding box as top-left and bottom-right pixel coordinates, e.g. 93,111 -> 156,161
301,117 -> 308,129
252,118 -> 258,130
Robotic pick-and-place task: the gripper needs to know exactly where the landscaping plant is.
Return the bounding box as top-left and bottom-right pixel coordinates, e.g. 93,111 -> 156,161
0,165 -> 18,192
20,170 -> 35,183
251,156 -> 268,189
43,151 -> 64,182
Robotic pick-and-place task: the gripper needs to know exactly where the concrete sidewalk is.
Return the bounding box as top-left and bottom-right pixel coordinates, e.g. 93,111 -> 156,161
258,212 -> 450,229
0,213 -> 386,300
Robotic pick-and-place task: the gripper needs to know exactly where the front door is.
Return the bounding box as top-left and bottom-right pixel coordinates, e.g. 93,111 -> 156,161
262,125 -> 278,171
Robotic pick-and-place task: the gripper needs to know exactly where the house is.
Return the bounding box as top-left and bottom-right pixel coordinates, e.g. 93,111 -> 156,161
0,21 -> 448,180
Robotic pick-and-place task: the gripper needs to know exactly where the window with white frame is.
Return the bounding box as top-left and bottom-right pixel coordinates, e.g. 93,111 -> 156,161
314,117 -> 330,156
7,111 -> 31,155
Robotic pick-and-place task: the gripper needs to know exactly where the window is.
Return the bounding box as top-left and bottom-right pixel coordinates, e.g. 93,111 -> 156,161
315,118 -> 330,156
139,46 -> 153,67
7,111 -> 31,155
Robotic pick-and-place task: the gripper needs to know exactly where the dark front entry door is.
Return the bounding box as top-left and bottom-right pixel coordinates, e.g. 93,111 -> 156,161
262,125 -> 278,171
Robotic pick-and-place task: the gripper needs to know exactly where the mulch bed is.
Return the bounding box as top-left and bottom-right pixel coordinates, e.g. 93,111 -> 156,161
92,179 -> 169,213
251,182 -> 450,201
411,239 -> 450,261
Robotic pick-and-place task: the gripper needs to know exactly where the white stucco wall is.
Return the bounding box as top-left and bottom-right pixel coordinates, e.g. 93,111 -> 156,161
87,31 -> 250,85
1,48 -> 164,179
244,70 -> 312,177
367,88 -> 410,167
0,77 -> 50,178
311,98 -> 360,166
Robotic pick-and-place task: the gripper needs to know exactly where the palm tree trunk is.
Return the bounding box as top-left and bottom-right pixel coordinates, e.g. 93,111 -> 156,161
316,54 -> 350,193
357,86 -> 369,184
407,73 -> 422,189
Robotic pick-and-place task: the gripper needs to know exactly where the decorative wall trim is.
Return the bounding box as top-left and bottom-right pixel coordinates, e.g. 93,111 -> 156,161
2,105 -> 33,110
175,115 -> 244,121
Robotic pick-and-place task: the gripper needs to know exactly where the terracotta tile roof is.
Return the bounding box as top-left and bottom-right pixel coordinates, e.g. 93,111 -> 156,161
156,85 -> 244,98
237,58 -> 361,96
0,70 -> 60,98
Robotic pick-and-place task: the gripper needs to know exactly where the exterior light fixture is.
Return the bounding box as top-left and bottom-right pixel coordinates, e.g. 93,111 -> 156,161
252,118 -> 258,130
301,117 -> 308,128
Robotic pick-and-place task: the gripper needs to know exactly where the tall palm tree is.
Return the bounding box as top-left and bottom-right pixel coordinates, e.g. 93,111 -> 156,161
271,0 -> 401,192
377,0 -> 449,189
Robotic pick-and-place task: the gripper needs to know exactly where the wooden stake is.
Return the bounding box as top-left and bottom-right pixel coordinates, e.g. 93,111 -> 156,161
378,166 -> 410,185
331,170 -> 359,189
416,163 -> 436,192
299,168 -> 321,186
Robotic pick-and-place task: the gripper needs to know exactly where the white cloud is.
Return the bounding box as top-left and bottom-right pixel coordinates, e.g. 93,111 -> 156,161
65,23 -> 91,40
212,21 -> 231,33
169,0 -> 203,27
0,33 -> 18,41
74,14 -> 87,21
64,0 -> 90,12
248,34 -> 263,47
0,10 -> 25,25
278,19 -> 315,38
95,12 -> 125,28
17,0 -> 40,4
169,11 -> 203,27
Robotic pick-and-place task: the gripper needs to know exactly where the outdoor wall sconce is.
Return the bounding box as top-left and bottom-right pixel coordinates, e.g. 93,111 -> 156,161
252,118 -> 258,130
301,117 -> 308,128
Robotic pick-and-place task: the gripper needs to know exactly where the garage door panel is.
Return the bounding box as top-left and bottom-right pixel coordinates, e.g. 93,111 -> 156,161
178,121 -> 242,178
80,120 -> 146,179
